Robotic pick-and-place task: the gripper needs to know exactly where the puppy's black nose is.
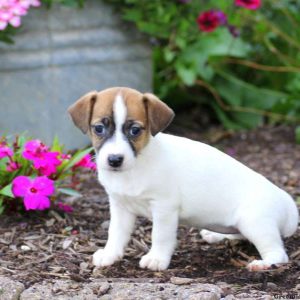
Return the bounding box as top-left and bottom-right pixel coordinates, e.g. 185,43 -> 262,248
108,154 -> 124,168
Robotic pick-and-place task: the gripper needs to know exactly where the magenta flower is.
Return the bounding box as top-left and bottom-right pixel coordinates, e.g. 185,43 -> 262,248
23,140 -> 62,176
12,176 -> 55,210
32,151 -> 62,176
57,202 -> 73,213
197,10 -> 227,33
6,161 -> 20,172
61,153 -> 71,160
235,0 -> 261,10
74,154 -> 96,170
23,139 -> 48,160
0,145 -> 13,159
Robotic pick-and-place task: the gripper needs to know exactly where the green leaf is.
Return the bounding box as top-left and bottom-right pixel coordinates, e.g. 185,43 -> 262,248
62,147 -> 94,172
296,196 -> 300,205
215,70 -> 287,109
210,102 -> 243,130
177,66 -> 197,86
0,184 -> 14,198
51,135 -> 63,153
164,49 -> 175,63
58,188 -> 82,197
195,28 -> 251,58
296,126 -> 300,144
0,198 -> 4,215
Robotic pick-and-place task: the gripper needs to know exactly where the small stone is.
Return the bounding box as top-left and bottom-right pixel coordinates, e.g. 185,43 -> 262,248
224,295 -> 236,300
99,295 -> 112,300
99,282 -> 111,295
20,245 -> 31,251
45,218 -> 55,227
62,239 -> 73,250
188,292 -> 219,300
170,277 -> 194,285
101,220 -> 110,230
266,282 -> 277,289
0,277 -> 25,300
80,262 -> 89,270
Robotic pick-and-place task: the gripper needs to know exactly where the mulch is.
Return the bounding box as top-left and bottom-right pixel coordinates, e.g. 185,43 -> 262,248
0,124 -> 299,297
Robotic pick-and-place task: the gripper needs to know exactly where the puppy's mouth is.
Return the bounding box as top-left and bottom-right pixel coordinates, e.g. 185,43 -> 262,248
110,167 -> 123,172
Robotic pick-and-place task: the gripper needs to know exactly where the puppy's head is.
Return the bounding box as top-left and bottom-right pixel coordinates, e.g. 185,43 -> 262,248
68,87 -> 174,171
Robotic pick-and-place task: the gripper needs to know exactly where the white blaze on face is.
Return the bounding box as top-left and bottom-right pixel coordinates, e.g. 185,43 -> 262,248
113,93 -> 127,149
97,93 -> 136,171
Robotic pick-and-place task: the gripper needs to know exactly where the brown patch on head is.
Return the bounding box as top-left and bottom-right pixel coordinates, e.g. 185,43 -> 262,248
143,93 -> 175,136
68,91 -> 98,134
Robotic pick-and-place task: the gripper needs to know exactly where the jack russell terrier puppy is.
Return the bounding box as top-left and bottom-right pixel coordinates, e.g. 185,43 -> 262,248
68,87 -> 299,272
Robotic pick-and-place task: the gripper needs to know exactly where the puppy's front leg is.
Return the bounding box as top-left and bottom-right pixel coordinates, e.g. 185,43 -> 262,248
93,197 -> 136,267
140,206 -> 178,271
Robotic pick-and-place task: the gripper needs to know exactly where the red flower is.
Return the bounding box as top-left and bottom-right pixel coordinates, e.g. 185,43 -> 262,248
197,10 -> 227,33
74,154 -> 96,170
235,0 -> 261,10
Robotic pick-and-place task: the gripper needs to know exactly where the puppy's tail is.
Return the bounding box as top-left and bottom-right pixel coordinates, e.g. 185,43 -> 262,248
281,191 -> 299,238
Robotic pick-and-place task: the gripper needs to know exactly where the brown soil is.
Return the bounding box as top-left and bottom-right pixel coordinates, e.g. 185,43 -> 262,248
0,125 -> 299,297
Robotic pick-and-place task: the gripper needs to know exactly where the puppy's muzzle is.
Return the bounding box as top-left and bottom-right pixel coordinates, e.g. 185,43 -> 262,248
108,154 -> 124,168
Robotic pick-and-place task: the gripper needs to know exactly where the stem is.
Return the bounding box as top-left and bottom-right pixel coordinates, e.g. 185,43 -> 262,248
258,12 -> 300,51
195,79 -> 300,122
263,37 -> 299,66
224,58 -> 300,73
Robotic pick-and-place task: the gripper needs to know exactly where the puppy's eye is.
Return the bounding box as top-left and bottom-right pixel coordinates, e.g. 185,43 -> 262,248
93,124 -> 106,136
129,125 -> 142,137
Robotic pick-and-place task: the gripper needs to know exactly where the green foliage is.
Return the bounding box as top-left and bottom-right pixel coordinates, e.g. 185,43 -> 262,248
41,0 -> 84,8
104,0 -> 300,130
296,126 -> 300,144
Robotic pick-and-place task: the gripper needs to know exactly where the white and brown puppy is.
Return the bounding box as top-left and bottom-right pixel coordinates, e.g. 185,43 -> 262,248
68,87 -> 299,272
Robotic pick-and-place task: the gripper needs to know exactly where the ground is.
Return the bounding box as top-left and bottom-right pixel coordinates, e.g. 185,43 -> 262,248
0,124 -> 299,299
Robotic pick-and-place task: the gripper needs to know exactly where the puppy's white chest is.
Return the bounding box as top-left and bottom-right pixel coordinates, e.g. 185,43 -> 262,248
99,171 -> 146,198
99,171 -> 152,218
114,193 -> 152,219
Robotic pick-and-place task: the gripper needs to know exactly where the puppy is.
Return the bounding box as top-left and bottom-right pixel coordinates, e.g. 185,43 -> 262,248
68,87 -> 299,271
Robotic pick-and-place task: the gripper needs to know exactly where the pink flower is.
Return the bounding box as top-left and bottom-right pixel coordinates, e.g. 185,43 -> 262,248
197,10 -> 227,33
23,139 -> 48,160
6,161 -> 20,172
32,151 -> 62,176
12,176 -> 55,210
57,202 -> 73,213
23,140 -> 62,176
61,153 -> 71,160
235,0 -> 261,10
74,154 -> 96,170
0,145 -> 13,159
0,0 -> 41,30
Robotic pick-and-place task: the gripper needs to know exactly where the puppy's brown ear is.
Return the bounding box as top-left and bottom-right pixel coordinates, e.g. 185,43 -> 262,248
68,91 -> 97,134
143,93 -> 175,136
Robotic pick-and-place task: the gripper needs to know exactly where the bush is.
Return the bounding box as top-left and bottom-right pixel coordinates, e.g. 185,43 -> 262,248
0,135 -> 95,214
105,0 -> 300,129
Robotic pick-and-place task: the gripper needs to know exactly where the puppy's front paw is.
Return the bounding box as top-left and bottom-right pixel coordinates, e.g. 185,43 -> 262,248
200,229 -> 223,244
139,253 -> 170,271
247,260 -> 271,271
92,249 -> 122,267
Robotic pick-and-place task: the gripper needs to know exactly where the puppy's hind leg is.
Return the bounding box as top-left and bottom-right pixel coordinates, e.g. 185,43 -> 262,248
200,229 -> 244,244
238,219 -> 288,271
